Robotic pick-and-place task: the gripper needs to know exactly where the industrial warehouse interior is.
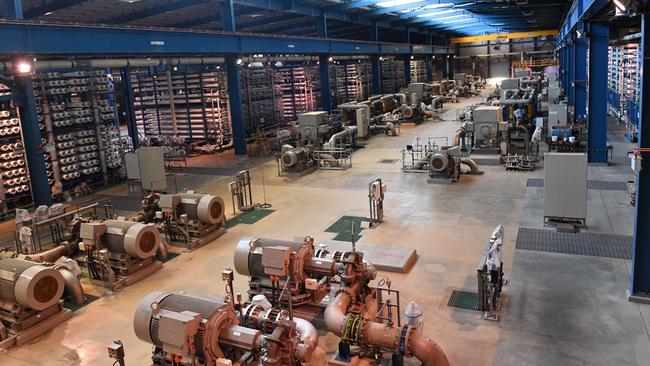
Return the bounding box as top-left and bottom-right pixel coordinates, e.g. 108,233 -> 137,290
0,0 -> 648,365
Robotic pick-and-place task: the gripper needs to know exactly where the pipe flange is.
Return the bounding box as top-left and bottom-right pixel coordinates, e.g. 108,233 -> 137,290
399,325 -> 416,356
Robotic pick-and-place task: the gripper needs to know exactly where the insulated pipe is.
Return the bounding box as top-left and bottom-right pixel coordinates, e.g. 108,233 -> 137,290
59,267 -> 85,306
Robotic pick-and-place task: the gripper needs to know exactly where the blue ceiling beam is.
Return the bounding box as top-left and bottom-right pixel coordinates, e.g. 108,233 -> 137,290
23,0 -> 89,18
233,0 -> 410,31
262,19 -> 315,33
170,14 -> 217,28
237,13 -> 297,29
328,0 -> 377,12
105,0 -> 210,24
0,21 -> 456,55
102,0 -> 209,24
167,6 -> 260,28
367,0 -> 466,16
557,0 -> 609,44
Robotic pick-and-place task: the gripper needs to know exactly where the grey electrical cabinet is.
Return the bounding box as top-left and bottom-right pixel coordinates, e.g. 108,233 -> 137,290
543,153 -> 587,224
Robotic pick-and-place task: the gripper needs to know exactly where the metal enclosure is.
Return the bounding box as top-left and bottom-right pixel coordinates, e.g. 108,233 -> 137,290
136,147 -> 166,191
501,78 -> 520,90
543,153 -> 587,222
548,104 -> 568,136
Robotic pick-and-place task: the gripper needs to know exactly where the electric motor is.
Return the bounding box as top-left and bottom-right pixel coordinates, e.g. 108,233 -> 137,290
134,292 -> 253,362
177,193 -> 225,225
429,152 -> 449,173
101,220 -> 160,259
234,237 -> 335,283
281,146 -> 312,168
0,258 -> 65,311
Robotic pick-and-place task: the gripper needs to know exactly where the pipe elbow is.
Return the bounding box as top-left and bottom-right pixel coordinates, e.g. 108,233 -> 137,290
409,333 -> 450,366
324,293 -> 351,336
294,317 -> 319,361
59,267 -> 86,306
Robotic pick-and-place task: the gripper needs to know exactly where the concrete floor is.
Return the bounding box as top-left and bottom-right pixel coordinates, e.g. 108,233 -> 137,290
2,90 -> 649,365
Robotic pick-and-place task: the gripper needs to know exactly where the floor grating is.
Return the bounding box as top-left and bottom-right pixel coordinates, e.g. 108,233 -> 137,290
325,216 -> 370,242
447,290 -> 480,311
64,294 -> 101,312
226,209 -> 275,228
526,178 -> 628,191
516,227 -> 632,259
379,159 -> 399,164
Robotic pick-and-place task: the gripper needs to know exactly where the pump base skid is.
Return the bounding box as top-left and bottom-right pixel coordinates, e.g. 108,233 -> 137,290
280,166 -> 317,177
468,154 -> 502,165
0,307 -> 72,352
165,226 -> 226,250
93,260 -> 163,291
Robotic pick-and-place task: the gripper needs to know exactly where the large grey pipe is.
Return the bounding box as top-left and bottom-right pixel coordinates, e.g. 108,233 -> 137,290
0,57 -> 225,72
293,317 -> 319,361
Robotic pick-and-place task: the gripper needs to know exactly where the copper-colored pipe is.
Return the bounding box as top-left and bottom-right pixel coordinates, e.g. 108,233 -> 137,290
324,288 -> 449,366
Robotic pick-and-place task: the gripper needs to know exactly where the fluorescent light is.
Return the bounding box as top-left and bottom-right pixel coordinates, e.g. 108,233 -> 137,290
236,58 -> 243,65
442,17 -> 474,24
426,14 -> 469,22
375,0 -> 423,8
44,11 -> 54,16
416,9 -> 460,18
613,0 -> 626,11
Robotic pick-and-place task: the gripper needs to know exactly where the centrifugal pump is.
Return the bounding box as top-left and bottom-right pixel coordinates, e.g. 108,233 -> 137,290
133,291 -> 318,366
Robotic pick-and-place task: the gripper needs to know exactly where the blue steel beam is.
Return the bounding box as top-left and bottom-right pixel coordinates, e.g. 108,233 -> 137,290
262,19 -> 315,33
557,0 -> 609,44
328,0 -> 377,12
320,55 -> 332,111
105,0 -> 210,24
0,21 -> 449,55
24,0 -> 89,18
629,9 -> 650,302
586,21 -> 608,163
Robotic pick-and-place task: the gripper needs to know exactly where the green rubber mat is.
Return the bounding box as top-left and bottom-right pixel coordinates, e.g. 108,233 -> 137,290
64,294 -> 100,312
226,209 -> 275,228
447,290 -> 480,311
325,216 -> 370,242
159,252 -> 181,263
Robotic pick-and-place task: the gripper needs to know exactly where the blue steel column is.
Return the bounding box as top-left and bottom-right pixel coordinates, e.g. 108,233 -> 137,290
587,22 -> 609,163
426,31 -> 433,82
14,68 -> 52,205
122,66 -> 140,149
370,23 -> 381,95
567,40 -> 576,108
221,0 -> 246,154
575,31 -> 587,119
629,10 -> 650,303
317,11 -> 331,111
2,0 -> 22,19
403,29 -> 411,86
220,0 -> 236,31
226,57 -> 246,155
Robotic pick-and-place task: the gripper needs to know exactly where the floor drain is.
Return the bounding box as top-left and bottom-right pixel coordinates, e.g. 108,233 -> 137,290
379,159 -> 398,164
447,290 -> 480,311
